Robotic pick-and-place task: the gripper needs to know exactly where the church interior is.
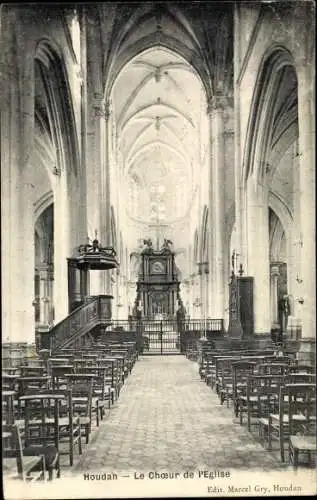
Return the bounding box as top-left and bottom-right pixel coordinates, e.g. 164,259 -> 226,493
1,1 -> 316,490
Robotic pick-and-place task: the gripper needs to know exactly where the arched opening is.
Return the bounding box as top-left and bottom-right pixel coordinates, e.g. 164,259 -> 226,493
34,204 -> 54,329
34,41 -> 81,324
243,46 -> 299,335
110,45 -> 209,318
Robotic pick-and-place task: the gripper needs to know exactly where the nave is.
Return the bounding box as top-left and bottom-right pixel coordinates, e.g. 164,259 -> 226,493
3,340 -> 316,497
72,356 -> 291,475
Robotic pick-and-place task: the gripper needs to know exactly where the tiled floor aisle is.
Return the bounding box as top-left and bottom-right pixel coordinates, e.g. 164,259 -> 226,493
72,355 -> 292,475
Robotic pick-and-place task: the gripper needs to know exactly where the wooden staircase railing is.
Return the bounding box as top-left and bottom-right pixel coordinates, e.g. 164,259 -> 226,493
40,295 -> 113,354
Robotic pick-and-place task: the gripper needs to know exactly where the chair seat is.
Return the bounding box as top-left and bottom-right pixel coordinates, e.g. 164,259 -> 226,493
239,395 -> 267,402
24,445 -> 58,468
258,417 -> 269,426
23,417 -> 74,426
290,435 -> 317,451
3,456 -> 43,476
14,419 -> 25,428
78,416 -> 90,425
270,414 -> 315,423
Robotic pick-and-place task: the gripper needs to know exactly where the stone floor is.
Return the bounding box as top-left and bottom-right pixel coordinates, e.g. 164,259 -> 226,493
5,356 -> 316,499
69,355 -> 295,475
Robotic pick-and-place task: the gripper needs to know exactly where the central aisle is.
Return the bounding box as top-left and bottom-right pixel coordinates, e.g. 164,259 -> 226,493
73,355 -> 290,474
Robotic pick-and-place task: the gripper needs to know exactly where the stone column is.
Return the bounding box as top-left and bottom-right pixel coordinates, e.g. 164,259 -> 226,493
207,96 -> 226,319
85,10 -> 106,295
1,9 -> 36,343
270,264 -> 280,329
101,101 -> 113,295
246,181 -> 271,335
197,262 -> 204,319
80,267 -> 90,300
296,61 -> 316,364
38,263 -> 51,326
203,262 -> 210,321
54,173 -> 70,323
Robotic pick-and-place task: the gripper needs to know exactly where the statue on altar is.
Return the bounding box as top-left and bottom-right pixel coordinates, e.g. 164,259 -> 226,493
162,238 -> 173,250
142,238 -> 153,252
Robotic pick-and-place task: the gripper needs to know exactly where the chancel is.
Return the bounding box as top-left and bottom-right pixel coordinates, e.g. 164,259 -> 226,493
1,1 -> 316,486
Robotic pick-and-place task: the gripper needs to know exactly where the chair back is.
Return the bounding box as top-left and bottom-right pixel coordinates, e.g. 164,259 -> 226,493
2,374 -> 18,391
232,361 -> 256,397
20,366 -> 46,377
66,378 -> 93,419
21,391 -> 69,450
51,365 -> 74,389
285,373 -> 316,384
247,374 -> 284,417
2,423 -> 25,479
286,383 -> 316,436
258,363 -> 290,376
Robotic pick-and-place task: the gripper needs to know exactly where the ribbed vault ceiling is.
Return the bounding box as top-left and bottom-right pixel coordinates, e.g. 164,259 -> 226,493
112,47 -> 207,224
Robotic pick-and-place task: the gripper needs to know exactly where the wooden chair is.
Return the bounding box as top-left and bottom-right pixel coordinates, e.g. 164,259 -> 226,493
19,393 -> 62,479
288,384 -> 316,468
217,357 -> 241,402
268,383 -> 316,462
66,376 -> 93,444
231,361 -> 257,417
2,374 -> 18,392
245,375 -> 284,433
16,376 -> 51,419
97,359 -> 119,404
74,367 -> 112,425
110,353 -> 126,384
100,357 -> 123,404
2,391 -> 16,425
51,365 -> 74,390
2,423 -> 45,481
21,389 -> 82,470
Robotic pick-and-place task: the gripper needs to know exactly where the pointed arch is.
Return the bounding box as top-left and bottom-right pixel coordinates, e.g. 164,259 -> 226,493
242,45 -> 297,186
104,35 -> 211,104
35,38 -> 80,177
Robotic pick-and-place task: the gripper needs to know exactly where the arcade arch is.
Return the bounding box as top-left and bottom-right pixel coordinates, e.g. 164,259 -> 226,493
243,46 -> 299,335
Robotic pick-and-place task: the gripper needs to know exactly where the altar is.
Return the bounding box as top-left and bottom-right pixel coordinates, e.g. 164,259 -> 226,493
134,239 -> 180,320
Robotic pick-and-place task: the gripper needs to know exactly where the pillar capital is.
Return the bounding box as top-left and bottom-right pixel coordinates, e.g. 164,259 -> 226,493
92,94 -> 111,120
270,264 -> 280,278
207,94 -> 233,115
37,262 -> 50,273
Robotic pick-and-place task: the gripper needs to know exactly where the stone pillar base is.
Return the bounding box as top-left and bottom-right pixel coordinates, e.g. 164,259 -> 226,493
297,337 -> 316,367
36,325 -> 51,352
2,342 -> 38,369
286,316 -> 302,340
245,334 -> 274,351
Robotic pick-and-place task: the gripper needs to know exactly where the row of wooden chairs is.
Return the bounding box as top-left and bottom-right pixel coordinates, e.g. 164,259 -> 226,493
2,339 -> 139,481
198,348 -> 316,468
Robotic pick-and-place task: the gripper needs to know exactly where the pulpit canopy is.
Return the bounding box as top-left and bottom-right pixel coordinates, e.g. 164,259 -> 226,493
68,239 -> 119,270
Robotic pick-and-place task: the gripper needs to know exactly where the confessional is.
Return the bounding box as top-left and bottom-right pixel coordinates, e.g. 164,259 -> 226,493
228,267 -> 254,338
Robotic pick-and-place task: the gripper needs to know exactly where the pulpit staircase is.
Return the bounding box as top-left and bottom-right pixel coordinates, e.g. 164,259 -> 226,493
38,295 -> 113,355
